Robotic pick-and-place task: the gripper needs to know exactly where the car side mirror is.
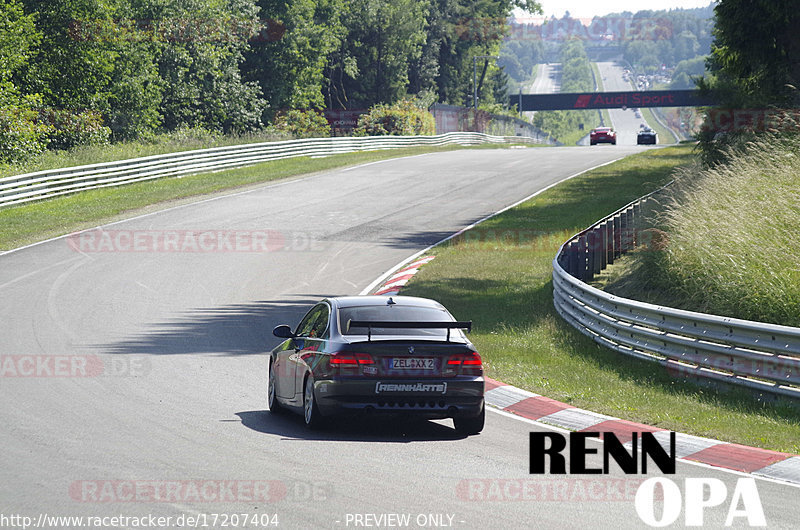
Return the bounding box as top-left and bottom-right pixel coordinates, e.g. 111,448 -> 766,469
273,325 -> 294,339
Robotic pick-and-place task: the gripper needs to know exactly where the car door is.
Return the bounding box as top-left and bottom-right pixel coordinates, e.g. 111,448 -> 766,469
290,303 -> 330,401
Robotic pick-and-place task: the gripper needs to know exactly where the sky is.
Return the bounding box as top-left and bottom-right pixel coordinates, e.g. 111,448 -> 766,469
518,0 -> 716,19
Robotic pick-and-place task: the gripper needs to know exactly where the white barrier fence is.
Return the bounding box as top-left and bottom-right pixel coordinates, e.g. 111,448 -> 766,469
552,189 -> 800,399
0,132 -> 545,207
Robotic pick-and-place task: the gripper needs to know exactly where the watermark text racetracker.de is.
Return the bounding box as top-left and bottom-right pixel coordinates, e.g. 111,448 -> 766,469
457,477 -> 648,502
703,108 -> 800,134
69,479 -> 327,503
67,229 -> 324,253
0,355 -> 149,378
0,512 -> 279,529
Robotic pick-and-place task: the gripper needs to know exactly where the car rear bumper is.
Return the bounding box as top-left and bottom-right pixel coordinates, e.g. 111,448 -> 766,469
313,377 -> 484,418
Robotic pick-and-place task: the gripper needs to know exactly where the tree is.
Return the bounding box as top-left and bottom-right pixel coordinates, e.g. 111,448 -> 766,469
1,0 -> 48,163
673,30 -> 700,62
154,0 -> 266,134
19,0 -> 117,113
326,0 -> 428,109
707,0 -> 800,107
243,0 -> 346,116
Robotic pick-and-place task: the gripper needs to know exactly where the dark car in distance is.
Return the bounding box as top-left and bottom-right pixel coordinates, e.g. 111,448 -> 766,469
590,126 -> 617,145
268,295 -> 485,434
637,127 -> 658,145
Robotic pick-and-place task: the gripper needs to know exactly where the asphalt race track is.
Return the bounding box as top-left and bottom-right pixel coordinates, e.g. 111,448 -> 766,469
596,62 -> 657,146
2,148 -> 798,528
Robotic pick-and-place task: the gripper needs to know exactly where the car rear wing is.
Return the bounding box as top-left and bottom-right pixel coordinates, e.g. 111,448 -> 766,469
346,320 -> 472,342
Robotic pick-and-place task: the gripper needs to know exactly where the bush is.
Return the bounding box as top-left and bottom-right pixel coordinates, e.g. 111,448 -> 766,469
354,99 -> 435,136
271,109 -> 331,138
0,105 -> 50,164
39,109 -> 111,151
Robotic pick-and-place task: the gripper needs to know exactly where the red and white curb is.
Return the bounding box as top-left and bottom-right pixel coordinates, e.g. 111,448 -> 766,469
372,256 -> 435,296
365,248 -> 800,487
484,377 -> 800,486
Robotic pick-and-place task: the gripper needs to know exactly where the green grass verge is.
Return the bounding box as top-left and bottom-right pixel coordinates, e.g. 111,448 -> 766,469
401,144 -> 800,454
0,143 -> 539,251
560,128 -> 592,146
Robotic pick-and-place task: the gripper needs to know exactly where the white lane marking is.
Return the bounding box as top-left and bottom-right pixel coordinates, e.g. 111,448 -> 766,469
0,255 -> 84,291
340,152 -> 434,172
487,407 -> 800,489
46,257 -> 92,343
359,155 -> 630,295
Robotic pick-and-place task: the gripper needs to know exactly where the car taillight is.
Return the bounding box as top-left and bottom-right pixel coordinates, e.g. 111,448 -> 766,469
445,352 -> 482,376
330,352 -> 374,366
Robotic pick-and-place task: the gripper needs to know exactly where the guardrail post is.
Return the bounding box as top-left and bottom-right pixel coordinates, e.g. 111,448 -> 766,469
632,203 -> 641,247
600,221 -> 609,269
577,235 -> 588,281
586,231 -> 596,281
605,220 -> 614,265
593,227 -> 603,275
613,215 -> 621,258
567,242 -> 579,277
621,210 -> 629,253
626,208 -> 636,249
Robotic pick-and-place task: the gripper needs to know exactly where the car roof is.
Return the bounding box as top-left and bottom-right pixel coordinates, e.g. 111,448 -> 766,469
326,295 -> 446,310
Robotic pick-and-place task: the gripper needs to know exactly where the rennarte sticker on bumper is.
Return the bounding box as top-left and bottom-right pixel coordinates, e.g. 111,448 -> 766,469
375,382 -> 447,394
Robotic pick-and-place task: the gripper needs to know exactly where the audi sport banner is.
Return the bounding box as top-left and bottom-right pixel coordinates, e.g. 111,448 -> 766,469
512,90 -> 717,111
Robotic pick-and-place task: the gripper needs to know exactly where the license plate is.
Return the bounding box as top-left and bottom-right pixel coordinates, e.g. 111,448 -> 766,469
391,357 -> 435,370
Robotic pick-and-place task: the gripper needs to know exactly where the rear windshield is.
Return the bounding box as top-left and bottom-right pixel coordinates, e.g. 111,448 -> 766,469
339,305 -> 455,337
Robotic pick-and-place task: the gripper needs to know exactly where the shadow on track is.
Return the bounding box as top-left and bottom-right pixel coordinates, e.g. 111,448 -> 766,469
96,296 -> 333,356
236,410 -> 467,443
378,230 -> 464,250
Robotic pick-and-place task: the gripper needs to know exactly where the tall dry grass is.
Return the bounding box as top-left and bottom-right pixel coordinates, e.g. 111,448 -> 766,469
640,135 -> 800,325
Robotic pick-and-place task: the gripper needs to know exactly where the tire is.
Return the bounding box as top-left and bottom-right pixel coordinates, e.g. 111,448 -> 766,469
590,141 -> 596,146
268,360 -> 283,414
303,375 -> 324,428
454,405 -> 485,435
612,140 -> 617,145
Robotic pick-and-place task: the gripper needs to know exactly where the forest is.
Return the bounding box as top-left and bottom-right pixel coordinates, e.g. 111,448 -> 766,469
0,0 -> 539,163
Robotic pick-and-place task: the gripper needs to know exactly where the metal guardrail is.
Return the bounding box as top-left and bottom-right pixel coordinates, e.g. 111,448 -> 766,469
0,132 -> 544,208
552,187 -> 800,399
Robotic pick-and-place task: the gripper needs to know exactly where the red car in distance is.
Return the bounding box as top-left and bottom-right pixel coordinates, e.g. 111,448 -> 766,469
590,127 -> 617,145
